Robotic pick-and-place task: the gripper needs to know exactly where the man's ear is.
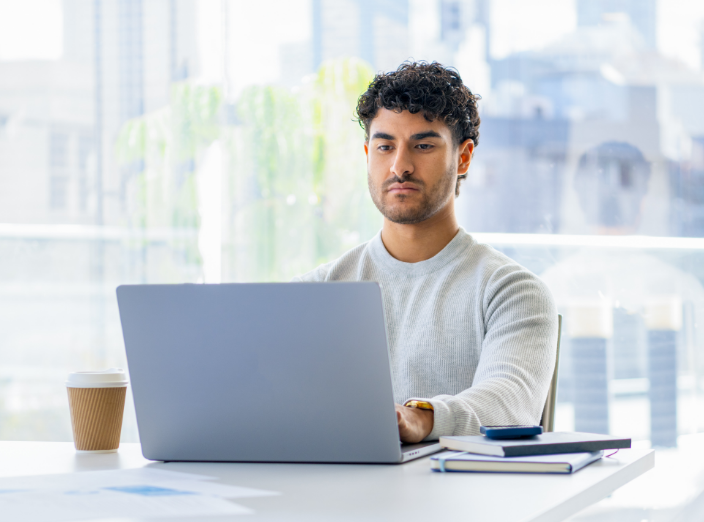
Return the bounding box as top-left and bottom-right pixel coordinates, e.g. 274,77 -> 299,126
458,139 -> 474,175
364,142 -> 369,158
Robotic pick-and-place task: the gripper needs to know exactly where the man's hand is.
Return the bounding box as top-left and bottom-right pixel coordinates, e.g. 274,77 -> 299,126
396,404 -> 434,443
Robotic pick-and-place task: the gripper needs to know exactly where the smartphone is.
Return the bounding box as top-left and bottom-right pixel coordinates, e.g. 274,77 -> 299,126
479,425 -> 543,439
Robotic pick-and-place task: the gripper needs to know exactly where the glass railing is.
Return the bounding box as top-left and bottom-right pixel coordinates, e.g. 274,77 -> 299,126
2,226 -> 703,446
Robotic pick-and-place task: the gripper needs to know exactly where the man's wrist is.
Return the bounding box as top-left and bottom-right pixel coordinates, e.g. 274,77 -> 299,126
404,401 -> 434,440
414,407 -> 434,439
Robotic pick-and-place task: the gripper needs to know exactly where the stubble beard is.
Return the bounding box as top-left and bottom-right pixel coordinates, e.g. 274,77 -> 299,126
368,166 -> 456,225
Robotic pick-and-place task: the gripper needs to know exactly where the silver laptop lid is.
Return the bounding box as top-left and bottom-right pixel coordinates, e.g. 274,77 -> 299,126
117,282 -> 404,463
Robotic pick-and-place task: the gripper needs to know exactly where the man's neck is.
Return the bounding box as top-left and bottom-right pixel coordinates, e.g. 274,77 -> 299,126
380,203 -> 460,263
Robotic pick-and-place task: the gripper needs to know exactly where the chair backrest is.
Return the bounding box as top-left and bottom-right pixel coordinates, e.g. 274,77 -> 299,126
540,314 -> 562,432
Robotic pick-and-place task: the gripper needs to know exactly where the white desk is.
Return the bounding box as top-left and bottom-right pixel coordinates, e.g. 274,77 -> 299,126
0,442 -> 653,522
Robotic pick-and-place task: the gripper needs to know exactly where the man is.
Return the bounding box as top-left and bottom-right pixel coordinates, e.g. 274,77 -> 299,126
293,62 -> 558,443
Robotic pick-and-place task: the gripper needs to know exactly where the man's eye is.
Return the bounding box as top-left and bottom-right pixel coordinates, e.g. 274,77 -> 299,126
378,145 -> 391,151
417,144 -> 433,150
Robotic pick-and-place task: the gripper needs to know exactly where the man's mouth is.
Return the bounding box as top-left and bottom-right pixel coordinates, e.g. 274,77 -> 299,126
387,183 -> 420,194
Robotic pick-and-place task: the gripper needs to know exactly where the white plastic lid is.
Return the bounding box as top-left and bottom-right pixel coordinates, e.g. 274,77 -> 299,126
66,368 -> 129,388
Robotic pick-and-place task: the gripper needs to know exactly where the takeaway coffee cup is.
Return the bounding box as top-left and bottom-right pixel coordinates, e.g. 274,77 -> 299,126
66,368 -> 129,453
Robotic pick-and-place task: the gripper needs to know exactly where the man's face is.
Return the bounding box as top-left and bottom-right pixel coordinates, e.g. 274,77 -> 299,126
365,108 -> 472,225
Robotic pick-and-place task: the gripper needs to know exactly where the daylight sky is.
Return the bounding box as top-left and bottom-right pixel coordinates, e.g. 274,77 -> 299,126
0,0 -> 702,73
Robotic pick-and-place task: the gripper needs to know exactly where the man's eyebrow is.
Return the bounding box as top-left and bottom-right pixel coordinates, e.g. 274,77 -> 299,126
411,131 -> 442,140
370,131 -> 443,141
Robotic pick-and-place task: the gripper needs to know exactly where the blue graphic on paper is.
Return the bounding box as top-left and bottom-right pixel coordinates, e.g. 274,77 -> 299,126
104,485 -> 196,496
0,489 -> 26,494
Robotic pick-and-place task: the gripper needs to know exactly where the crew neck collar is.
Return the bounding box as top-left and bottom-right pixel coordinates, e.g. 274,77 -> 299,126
368,227 -> 473,277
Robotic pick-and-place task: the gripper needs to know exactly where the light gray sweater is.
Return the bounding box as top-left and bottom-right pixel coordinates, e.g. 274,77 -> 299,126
293,228 -> 558,440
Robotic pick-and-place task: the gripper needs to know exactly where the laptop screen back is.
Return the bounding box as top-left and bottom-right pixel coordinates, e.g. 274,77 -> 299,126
117,282 -> 403,463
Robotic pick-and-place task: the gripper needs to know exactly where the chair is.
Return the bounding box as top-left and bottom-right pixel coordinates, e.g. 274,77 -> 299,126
540,314 -> 563,432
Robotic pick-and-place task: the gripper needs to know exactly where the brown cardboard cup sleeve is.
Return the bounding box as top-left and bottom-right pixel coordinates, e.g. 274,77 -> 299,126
66,369 -> 129,453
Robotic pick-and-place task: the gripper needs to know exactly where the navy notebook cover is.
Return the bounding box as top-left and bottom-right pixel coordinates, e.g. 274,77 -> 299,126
439,432 -> 631,457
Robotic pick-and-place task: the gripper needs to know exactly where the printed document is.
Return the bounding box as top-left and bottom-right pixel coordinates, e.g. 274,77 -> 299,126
0,467 -> 278,521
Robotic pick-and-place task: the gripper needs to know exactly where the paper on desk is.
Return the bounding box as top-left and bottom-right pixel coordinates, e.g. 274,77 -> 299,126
0,467 -> 278,498
0,488 -> 251,521
0,468 -> 213,491
0,468 -> 279,521
152,479 -> 277,499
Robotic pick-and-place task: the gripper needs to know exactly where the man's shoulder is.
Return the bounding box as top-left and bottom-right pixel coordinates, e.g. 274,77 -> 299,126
464,236 -> 527,277
464,236 -> 553,300
291,240 -> 373,282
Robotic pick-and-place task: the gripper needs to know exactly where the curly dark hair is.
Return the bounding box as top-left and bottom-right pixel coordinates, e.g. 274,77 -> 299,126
355,61 -> 481,195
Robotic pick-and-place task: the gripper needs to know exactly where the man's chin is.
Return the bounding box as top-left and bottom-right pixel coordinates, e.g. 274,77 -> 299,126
386,216 -> 427,225
382,207 -> 432,225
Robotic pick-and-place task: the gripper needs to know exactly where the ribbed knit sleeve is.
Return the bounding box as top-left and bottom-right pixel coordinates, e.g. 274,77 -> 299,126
417,263 -> 558,439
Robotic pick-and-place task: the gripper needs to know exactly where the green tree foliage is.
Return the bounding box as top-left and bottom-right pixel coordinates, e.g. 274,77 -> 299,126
224,84 -> 314,281
117,57 -> 377,283
115,83 -> 222,280
225,57 -> 378,281
116,83 -> 221,231
307,58 -> 380,263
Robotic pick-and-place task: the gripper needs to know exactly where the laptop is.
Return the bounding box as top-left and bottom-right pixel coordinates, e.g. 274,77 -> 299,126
116,282 -> 442,463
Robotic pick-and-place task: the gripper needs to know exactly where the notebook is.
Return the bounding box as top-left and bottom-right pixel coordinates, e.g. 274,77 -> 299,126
439,432 -> 631,457
430,450 -> 603,474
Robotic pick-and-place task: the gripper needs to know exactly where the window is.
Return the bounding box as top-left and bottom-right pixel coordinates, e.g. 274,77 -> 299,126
1,1 -> 704,459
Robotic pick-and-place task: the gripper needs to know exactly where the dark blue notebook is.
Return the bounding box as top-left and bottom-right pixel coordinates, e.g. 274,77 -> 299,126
439,432 -> 631,457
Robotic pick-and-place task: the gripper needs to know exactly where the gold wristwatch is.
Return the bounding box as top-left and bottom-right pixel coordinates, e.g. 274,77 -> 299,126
404,400 -> 434,411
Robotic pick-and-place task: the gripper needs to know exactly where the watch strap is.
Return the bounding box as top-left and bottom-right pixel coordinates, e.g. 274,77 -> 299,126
404,400 -> 434,411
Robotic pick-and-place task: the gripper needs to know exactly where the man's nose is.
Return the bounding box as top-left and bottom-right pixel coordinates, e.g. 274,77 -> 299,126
390,146 -> 413,179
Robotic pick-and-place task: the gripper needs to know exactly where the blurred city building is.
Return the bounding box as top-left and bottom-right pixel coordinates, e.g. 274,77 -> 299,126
576,0 -> 657,49
281,0 -> 410,84
0,0 -> 198,226
458,0 -> 704,238
0,60 -> 93,224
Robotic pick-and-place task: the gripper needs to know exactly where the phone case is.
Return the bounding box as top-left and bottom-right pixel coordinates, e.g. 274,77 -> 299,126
480,425 -> 543,439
